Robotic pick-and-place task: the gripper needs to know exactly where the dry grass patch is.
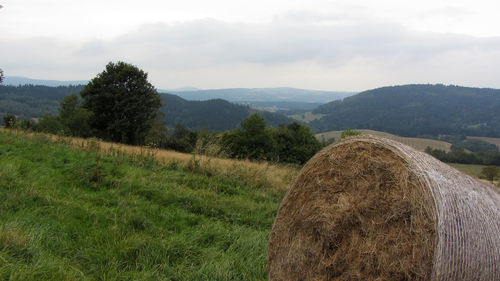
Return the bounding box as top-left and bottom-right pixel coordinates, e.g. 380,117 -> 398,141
0,128 -> 297,191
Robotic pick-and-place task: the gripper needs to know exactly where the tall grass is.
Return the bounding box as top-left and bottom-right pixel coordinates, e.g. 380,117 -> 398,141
0,128 -> 297,192
0,131 -> 287,280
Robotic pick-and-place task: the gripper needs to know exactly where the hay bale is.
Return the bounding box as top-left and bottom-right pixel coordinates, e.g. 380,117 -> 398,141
268,135 -> 500,281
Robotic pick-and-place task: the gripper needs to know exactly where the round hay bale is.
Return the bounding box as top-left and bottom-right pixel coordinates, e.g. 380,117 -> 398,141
268,135 -> 500,281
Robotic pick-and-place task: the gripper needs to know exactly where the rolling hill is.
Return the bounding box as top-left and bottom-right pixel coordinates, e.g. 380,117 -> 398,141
0,85 -> 84,122
166,87 -> 356,111
160,93 -> 296,131
316,129 -> 453,152
3,76 -> 88,87
0,85 -> 296,130
310,84 -> 500,137
0,130 -> 288,280
167,87 -> 355,103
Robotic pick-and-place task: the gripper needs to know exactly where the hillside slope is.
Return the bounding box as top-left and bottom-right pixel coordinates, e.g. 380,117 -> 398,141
0,85 -> 296,130
167,87 -> 355,103
316,129 -> 452,152
311,84 -> 500,137
0,131 -> 286,280
161,93 -> 295,131
0,85 -> 84,122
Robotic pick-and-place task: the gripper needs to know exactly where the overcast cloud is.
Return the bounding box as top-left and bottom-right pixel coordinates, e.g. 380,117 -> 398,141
1,1 -> 500,91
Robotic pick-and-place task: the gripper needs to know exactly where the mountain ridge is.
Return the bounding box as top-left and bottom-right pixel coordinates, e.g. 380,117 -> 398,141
310,84 -> 500,137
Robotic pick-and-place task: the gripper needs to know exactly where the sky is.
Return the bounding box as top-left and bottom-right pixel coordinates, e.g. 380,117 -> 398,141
1,0 -> 500,91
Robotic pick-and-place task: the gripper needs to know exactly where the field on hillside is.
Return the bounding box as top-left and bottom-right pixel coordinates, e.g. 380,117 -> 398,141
289,112 -> 326,123
448,163 -> 485,178
467,136 -> 500,147
316,129 -> 452,152
1,129 -> 495,280
0,131 -> 287,280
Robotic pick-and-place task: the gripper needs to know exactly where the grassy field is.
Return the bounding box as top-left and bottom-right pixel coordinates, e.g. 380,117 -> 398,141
467,136 -> 500,147
1,129 -> 496,280
289,112 -> 326,123
316,129 -> 452,152
448,163 -> 486,178
0,131 -> 287,280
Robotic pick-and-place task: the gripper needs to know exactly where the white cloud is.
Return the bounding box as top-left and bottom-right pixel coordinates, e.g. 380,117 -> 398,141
1,17 -> 500,91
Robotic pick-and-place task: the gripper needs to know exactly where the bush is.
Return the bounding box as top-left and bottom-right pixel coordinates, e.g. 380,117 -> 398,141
481,166 -> 499,182
341,129 -> 361,139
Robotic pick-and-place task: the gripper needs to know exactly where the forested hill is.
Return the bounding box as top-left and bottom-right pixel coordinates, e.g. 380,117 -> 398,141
161,93 -> 295,131
0,85 -> 84,121
0,85 -> 295,130
310,84 -> 500,137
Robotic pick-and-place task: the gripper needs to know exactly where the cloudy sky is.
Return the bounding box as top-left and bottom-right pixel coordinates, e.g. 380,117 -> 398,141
1,0 -> 500,91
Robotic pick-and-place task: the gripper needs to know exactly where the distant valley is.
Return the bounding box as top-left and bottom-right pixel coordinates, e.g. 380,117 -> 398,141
2,80 -> 500,140
160,93 -> 295,131
165,87 -> 355,111
3,76 -> 89,87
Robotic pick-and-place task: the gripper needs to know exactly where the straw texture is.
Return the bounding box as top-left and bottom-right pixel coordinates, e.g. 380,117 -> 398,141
268,135 -> 500,281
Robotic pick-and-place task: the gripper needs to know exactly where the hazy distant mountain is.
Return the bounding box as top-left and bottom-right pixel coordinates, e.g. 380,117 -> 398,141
3,76 -> 88,87
165,87 -> 356,103
310,84 -> 500,137
242,101 -> 322,112
165,86 -> 201,92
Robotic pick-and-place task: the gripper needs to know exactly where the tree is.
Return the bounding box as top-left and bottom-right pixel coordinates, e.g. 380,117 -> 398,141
274,122 -> 322,164
165,124 -> 198,152
481,166 -> 499,183
222,114 -> 276,161
3,114 -> 16,128
36,114 -> 64,134
80,62 -> 162,145
0,69 -> 4,84
58,94 -> 92,137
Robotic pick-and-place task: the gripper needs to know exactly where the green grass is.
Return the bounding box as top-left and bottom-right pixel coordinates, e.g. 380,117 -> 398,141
316,129 -> 452,152
448,163 -> 500,187
448,163 -> 486,178
0,132 -> 286,280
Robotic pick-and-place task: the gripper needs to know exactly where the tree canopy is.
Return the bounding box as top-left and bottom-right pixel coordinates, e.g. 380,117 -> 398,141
80,62 -> 162,145
222,114 -> 322,164
311,84 -> 500,137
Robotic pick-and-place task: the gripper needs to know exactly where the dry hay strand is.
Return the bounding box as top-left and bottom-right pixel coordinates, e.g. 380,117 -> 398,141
268,135 -> 500,281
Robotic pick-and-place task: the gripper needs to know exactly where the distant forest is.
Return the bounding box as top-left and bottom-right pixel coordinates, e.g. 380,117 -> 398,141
4,84 -> 500,138
310,84 -> 500,138
0,85 -> 84,121
0,85 -> 296,131
161,94 -> 295,131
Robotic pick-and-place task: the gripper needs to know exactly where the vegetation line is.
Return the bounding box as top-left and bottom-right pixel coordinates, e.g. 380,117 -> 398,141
0,128 -> 297,191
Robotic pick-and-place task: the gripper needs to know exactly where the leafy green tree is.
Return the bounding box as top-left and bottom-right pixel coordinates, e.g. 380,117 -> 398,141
274,122 -> 322,164
145,119 -> 168,148
165,124 -> 198,153
223,114 -> 276,161
58,94 -> 92,137
36,114 -> 64,134
3,114 -> 16,128
481,166 -> 499,183
15,119 -> 35,130
341,129 -> 361,139
80,62 -> 162,145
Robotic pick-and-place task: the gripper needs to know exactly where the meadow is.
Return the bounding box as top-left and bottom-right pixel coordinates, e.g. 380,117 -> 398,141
315,129 -> 452,151
0,130 -> 288,280
0,129 -> 494,280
